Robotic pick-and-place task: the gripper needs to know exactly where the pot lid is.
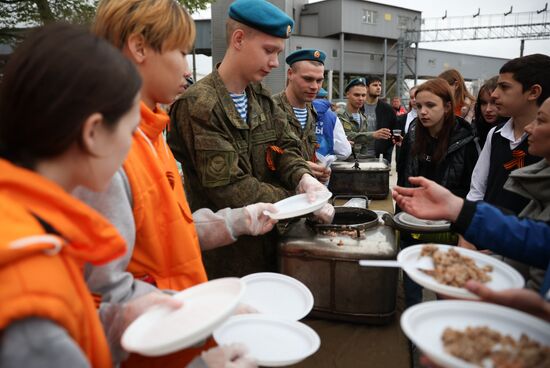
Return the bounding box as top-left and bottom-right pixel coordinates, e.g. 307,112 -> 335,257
392,212 -> 451,232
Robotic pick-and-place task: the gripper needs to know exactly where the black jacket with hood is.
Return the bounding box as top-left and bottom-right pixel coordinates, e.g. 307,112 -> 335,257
397,117 -> 479,198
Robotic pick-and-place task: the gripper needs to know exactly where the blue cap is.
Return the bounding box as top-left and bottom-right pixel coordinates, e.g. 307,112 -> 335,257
345,77 -> 367,93
286,48 -> 326,66
229,0 -> 294,39
317,87 -> 328,98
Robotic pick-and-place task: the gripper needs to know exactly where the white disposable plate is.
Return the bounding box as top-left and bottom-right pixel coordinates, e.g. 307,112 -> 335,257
121,278 -> 245,357
213,314 -> 321,367
398,244 -> 524,299
395,212 -> 450,230
401,300 -> 550,368
265,191 -> 332,220
241,272 -> 314,321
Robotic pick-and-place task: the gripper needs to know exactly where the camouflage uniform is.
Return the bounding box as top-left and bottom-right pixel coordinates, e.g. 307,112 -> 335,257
338,109 -> 374,157
167,68 -> 311,279
272,91 -> 318,161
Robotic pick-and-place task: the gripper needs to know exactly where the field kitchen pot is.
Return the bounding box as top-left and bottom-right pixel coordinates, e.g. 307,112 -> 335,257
381,211 -> 457,244
277,206 -> 398,324
328,158 -> 390,199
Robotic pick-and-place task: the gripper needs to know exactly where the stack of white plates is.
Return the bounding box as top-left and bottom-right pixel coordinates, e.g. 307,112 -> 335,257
214,272 -> 320,366
120,273 -> 320,366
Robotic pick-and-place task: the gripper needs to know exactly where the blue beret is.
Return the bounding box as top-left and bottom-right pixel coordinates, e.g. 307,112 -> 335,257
345,77 -> 367,93
317,87 -> 328,98
229,0 -> 294,39
286,48 -> 326,66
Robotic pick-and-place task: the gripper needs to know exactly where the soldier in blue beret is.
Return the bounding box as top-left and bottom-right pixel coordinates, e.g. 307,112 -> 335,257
228,0 -> 294,39
285,48 -> 326,66
273,48 -> 331,183
339,77 -> 371,157
168,0 -> 334,279
344,77 -> 367,93
317,87 -> 328,98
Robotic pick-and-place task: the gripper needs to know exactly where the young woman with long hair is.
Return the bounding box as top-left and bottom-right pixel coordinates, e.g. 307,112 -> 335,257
396,77 -> 479,307
398,78 -> 479,196
439,68 -> 476,122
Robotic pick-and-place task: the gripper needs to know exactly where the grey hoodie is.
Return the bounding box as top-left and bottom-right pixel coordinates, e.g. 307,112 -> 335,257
504,158 -> 550,291
506,159 -> 550,221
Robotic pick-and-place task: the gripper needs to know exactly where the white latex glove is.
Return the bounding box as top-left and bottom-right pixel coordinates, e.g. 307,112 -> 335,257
312,203 -> 335,224
108,292 -> 181,357
230,203 -> 278,237
104,292 -> 182,362
201,344 -> 257,368
296,173 -> 330,202
122,292 -> 183,329
315,152 -> 337,168
307,161 -> 331,184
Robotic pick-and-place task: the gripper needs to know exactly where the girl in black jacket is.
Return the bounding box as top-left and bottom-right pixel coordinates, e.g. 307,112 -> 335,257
397,78 -> 479,197
396,78 -> 479,307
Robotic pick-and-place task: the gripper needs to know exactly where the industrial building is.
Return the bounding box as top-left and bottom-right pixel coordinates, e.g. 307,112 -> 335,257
205,0 -> 511,100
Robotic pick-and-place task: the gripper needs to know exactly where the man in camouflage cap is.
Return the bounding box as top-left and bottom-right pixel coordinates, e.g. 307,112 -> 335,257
273,48 -> 331,183
168,0 -> 334,278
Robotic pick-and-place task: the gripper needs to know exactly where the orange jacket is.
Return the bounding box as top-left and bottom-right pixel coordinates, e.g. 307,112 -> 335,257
122,103 -> 211,368
0,159 -> 127,367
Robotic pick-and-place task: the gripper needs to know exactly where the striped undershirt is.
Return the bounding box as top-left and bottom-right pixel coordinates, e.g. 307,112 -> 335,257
293,107 -> 308,129
230,92 -> 248,121
352,112 -> 362,126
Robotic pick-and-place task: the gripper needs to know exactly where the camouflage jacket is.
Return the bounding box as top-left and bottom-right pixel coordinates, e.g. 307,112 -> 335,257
167,69 -> 311,212
272,91 -> 317,161
338,109 -> 374,157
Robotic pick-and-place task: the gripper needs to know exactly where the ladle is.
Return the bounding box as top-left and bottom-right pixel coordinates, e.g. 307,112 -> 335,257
359,257 -> 433,269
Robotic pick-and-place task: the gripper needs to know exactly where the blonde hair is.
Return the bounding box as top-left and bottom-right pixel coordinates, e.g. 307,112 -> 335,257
225,18 -> 257,45
438,68 -> 475,108
93,0 -> 195,52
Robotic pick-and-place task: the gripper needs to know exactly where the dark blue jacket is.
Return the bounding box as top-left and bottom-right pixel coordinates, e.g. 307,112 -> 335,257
453,200 -> 550,298
312,99 -> 335,156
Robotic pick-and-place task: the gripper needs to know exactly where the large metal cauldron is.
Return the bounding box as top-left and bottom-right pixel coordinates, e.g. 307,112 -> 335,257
277,207 -> 398,324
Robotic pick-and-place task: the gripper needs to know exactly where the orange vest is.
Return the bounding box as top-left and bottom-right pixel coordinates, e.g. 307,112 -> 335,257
0,159 -> 127,367
122,103 -> 212,368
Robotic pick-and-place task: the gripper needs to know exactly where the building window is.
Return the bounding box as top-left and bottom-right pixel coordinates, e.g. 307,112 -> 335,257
332,49 -> 338,58
362,9 -> 377,24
